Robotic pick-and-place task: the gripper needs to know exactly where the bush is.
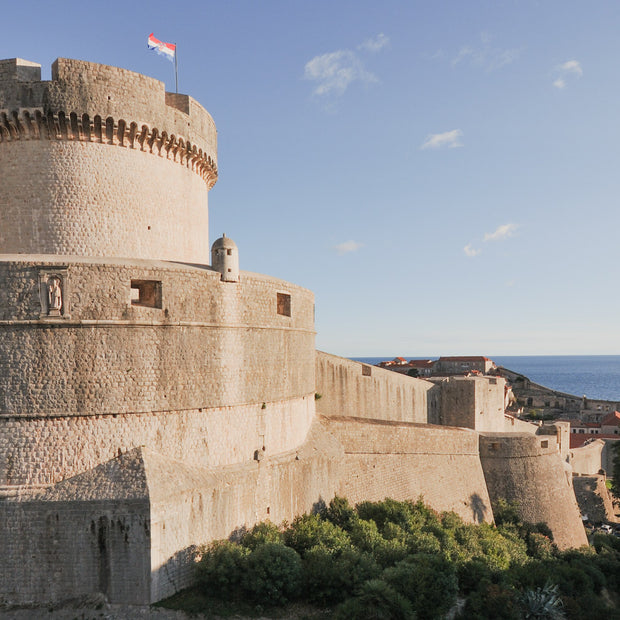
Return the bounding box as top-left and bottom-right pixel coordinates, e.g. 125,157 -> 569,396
240,520 -> 282,550
283,513 -> 351,556
324,495 -> 358,531
303,546 -> 381,605
357,498 -> 431,535
332,579 -> 415,620
383,553 -> 458,620
242,543 -> 302,605
195,540 -> 249,598
460,582 -> 519,619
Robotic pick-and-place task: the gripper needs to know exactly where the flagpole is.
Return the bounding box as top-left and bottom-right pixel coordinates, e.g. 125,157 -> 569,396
174,44 -> 178,93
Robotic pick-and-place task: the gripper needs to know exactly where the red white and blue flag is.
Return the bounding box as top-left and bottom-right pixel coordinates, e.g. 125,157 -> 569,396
147,33 -> 176,62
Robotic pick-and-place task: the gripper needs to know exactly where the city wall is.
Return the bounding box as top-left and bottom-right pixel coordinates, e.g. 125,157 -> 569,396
315,351 -> 433,423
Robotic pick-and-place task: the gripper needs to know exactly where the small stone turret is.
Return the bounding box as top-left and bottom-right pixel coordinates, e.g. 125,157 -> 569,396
211,234 -> 239,282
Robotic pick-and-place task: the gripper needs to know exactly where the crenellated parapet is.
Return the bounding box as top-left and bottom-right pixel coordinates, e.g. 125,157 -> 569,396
0,109 -> 217,187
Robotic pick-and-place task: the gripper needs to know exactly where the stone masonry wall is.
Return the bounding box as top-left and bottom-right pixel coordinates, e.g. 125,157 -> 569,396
0,141 -> 209,262
316,351 -> 432,423
0,499 -> 151,605
0,259 -> 315,416
432,376 -> 507,432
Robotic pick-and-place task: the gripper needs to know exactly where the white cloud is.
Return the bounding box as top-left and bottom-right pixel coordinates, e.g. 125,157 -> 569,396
305,34 -> 388,97
484,223 -> 518,242
305,51 -> 377,96
420,129 -> 463,150
450,34 -> 521,71
560,60 -> 583,76
464,244 -> 481,257
553,60 -> 583,88
334,240 -> 363,255
359,33 -> 389,53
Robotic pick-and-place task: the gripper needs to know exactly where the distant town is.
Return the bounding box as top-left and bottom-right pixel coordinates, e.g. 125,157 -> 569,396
377,355 -> 620,474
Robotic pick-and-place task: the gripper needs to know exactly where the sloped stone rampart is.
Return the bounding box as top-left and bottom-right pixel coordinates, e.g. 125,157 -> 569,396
570,439 -> 606,475
479,433 -> 588,549
324,415 -> 493,523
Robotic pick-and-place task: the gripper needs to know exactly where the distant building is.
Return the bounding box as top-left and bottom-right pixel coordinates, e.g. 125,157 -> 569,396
435,356 -> 496,375
601,411 -> 620,435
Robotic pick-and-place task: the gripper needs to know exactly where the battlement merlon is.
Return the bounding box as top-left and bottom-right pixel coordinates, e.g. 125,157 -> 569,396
0,57 -> 217,170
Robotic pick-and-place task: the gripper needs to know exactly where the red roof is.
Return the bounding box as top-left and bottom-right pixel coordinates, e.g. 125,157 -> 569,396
571,421 -> 601,428
601,411 -> 620,427
570,434 -> 620,449
438,356 -> 491,362
408,360 -> 434,368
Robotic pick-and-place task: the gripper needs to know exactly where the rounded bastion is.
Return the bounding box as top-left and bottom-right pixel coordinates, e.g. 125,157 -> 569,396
0,58 -> 218,263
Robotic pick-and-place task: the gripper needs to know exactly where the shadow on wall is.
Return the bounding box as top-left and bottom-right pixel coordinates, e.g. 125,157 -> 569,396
426,383 -> 442,424
152,544 -> 200,603
470,493 -> 489,524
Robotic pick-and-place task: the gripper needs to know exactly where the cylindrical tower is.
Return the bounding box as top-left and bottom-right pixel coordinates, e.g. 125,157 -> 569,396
0,58 -> 218,264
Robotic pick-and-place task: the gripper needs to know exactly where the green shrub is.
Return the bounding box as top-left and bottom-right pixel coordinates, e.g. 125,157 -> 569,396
406,530 -> 441,555
239,520 -> 282,550
324,495 -> 358,531
357,498 -> 430,535
459,582 -> 519,619
195,540 -> 249,597
303,546 -> 381,605
383,553 -> 457,620
283,513 -> 351,556
332,579 -> 415,620
242,543 -> 302,605
493,499 -> 522,527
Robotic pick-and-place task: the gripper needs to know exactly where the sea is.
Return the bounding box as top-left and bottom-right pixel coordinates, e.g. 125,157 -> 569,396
351,355 -> 620,402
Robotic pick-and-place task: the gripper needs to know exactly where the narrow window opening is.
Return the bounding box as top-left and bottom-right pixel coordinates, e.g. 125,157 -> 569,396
540,440 -> 549,448
362,365 -> 372,377
277,292 -> 291,316
131,280 -> 162,308
227,249 -> 232,255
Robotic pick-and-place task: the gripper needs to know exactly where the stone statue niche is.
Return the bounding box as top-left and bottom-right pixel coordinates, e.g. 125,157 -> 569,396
47,277 -> 63,316
38,269 -> 69,318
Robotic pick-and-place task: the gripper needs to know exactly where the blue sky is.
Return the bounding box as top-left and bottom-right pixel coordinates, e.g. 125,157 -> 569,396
2,0 -> 620,356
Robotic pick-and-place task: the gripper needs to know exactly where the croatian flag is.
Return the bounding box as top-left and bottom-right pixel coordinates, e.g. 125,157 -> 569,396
147,33 -> 176,62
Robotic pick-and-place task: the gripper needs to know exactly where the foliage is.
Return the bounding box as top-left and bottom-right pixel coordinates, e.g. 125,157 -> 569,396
239,520 -> 283,551
188,496 -> 620,618
283,513 -> 351,556
242,543 -> 302,605
383,553 -> 458,620
332,578 -> 415,620
195,540 -> 249,598
303,546 -> 380,605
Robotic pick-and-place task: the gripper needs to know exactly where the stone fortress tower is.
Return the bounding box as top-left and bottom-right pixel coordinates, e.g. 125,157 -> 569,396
0,57 -> 587,607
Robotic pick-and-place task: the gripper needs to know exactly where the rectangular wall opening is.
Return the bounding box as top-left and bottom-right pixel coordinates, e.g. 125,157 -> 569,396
131,280 -> 162,308
277,292 -> 291,317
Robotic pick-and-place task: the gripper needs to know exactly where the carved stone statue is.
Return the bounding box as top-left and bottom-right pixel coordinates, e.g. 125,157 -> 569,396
47,277 -> 62,315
